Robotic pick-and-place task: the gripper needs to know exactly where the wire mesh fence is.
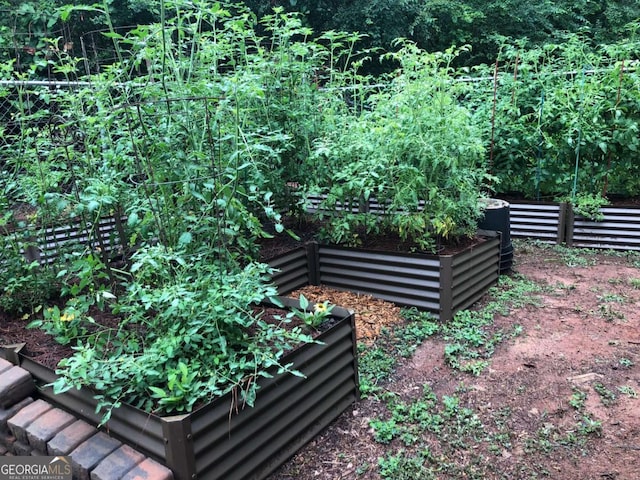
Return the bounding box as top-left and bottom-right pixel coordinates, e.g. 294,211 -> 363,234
0,80 -> 88,147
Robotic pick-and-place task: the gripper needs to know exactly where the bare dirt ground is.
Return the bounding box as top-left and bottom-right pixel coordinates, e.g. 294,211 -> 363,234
268,241 -> 640,480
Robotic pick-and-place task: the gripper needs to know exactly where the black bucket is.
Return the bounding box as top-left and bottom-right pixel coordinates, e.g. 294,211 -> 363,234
478,199 -> 513,273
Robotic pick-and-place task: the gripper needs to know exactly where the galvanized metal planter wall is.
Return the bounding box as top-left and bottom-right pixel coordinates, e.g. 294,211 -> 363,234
508,201 -> 567,244
318,232 -> 500,322
2,215 -> 126,265
566,205 -> 640,251
0,299 -> 359,480
268,231 -> 501,322
266,245 -> 319,294
506,201 -> 640,251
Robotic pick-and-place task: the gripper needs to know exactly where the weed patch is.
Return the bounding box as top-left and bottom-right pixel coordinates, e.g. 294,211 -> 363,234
358,310 -> 439,398
442,274 -> 539,374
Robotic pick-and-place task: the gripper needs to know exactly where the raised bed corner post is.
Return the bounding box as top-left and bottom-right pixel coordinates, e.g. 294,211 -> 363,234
439,256 -> 454,322
558,202 -> 569,245
162,414 -> 197,480
565,203 -> 575,248
306,241 -> 321,286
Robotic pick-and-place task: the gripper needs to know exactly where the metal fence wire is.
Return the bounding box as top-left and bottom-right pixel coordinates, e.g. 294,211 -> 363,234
0,80 -> 93,148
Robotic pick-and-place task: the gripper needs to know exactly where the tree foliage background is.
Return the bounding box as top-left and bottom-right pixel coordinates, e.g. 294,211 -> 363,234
1,0 -> 639,77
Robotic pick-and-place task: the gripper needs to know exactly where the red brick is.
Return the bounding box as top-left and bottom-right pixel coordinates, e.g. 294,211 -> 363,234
70,431 -> 121,480
0,366 -> 35,408
48,419 -> 97,456
7,399 -> 53,443
120,458 -> 174,480
26,407 -> 76,453
90,444 -> 146,480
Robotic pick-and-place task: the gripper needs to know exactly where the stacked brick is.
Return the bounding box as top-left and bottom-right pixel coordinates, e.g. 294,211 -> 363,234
0,358 -> 174,480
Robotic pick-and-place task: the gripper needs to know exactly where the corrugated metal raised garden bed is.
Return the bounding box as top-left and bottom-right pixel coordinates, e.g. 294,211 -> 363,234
267,230 -> 502,322
507,201 -> 568,244
566,205 -> 640,251
0,297 -> 359,480
503,200 -> 640,250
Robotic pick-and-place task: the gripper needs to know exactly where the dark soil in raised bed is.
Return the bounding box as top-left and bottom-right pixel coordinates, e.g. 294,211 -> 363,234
258,215 -> 489,262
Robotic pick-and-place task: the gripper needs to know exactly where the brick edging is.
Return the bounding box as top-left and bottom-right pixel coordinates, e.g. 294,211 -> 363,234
0,358 -> 174,480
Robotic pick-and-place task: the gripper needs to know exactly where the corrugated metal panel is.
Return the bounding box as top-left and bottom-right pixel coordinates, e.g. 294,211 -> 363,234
17,357 -> 167,461
450,235 -> 501,313
509,202 -> 566,243
568,206 -> 640,251
316,236 -> 500,319
306,194 -> 429,216
304,194 -> 361,214
368,199 -> 428,215
4,216 -> 126,265
317,245 -> 442,312
267,245 -> 311,294
189,309 -> 358,480
38,216 -> 124,264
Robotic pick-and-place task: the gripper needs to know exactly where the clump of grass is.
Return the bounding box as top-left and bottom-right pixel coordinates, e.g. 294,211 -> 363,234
442,274 -> 539,375
358,310 -> 439,398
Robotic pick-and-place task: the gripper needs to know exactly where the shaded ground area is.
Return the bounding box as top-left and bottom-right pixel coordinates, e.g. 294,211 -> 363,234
269,241 -> 640,480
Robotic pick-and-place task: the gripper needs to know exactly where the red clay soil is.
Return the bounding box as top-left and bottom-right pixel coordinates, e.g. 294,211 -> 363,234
268,242 -> 640,480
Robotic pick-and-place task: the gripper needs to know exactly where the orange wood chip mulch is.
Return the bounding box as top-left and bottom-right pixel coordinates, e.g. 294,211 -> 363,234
288,285 -> 405,344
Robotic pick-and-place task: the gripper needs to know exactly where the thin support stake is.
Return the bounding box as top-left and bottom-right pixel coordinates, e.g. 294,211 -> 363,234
572,67 -> 587,201
535,90 -> 545,201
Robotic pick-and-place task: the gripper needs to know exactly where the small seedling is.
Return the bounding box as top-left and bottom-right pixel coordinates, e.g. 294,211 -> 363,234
598,304 -> 626,322
597,293 -> 626,303
617,385 -> 638,398
569,388 -> 587,410
292,294 -> 334,328
578,416 -> 603,436
619,357 -> 634,368
593,383 -> 617,406
554,281 -> 577,293
554,245 -> 597,267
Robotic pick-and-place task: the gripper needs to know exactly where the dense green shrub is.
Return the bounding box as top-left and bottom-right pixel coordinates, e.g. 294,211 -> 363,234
308,43 -> 492,251
471,33 -> 640,200
1,2 -> 349,418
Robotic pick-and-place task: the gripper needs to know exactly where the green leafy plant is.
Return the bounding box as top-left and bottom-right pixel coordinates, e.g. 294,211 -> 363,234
308,42 -> 493,251
617,385 -> 638,398
1,2 -> 363,421
470,32 -> 640,200
370,384 -> 487,478
0,208 -> 60,314
593,382 -> 617,406
29,302 -> 90,345
619,357 -> 634,368
292,294 -> 335,329
378,449 -> 435,480
564,192 -> 609,221
578,416 -> 603,437
0,254 -> 58,314
51,256 -> 317,420
569,388 -> 587,410
441,274 -> 539,375
358,310 -> 439,398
